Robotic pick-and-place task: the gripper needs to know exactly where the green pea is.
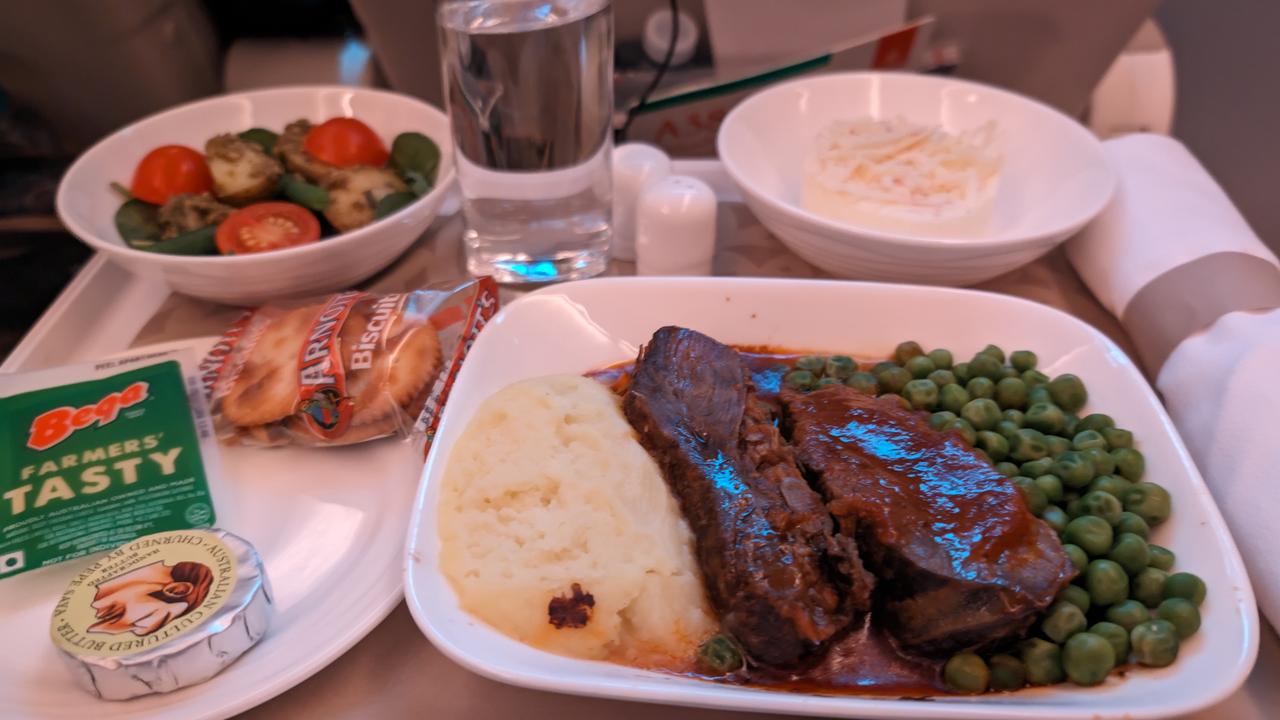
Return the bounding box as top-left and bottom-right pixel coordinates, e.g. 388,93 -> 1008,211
1086,559 -> 1130,605
1072,429 -> 1108,451
1090,621 -> 1130,661
872,360 -> 900,375
1083,447 -> 1116,476
927,348 -> 954,370
905,355 -> 936,379
997,420 -> 1022,441
1010,428 -> 1050,463
1080,490 -> 1123,526
796,355 -> 826,372
1048,374 -> 1088,412
1106,599 -> 1150,631
1010,349 -> 1038,372
974,448 -> 993,465
1062,632 -> 1115,686
943,652 -> 989,694
1065,496 -> 1086,519
877,366 -> 911,394
1108,533 -> 1150,575
1034,474 -> 1064,503
1088,474 -> 1132,499
1024,402 -> 1067,435
1047,435 -> 1072,458
1014,477 -> 1048,515
1064,516 -> 1113,556
966,376 -> 996,399
1001,366 -> 1020,380
987,653 -> 1026,691
1062,414 -> 1080,438
784,370 -> 815,390
1041,505 -> 1070,534
902,379 -> 939,410
1131,619 -> 1180,668
1112,448 -> 1146,481
1163,572 -> 1206,606
1020,457 -> 1054,478
1063,543 -> 1089,573
927,369 -> 957,387
846,371 -> 879,395
929,411 -> 958,430
815,377 -> 841,388
1148,545 -> 1175,571
1058,584 -> 1092,613
1102,427 -> 1134,449
1002,408 -> 1025,426
696,634 -> 744,674
977,343 -> 1004,362
1156,598 -> 1201,638
879,393 -> 912,411
1132,567 -> 1170,607
1022,369 -> 1051,388
1123,482 -> 1171,526
1028,385 -> 1054,406
893,341 -> 925,364
1121,507 -> 1152,535
995,461 -> 1020,478
1053,451 -> 1097,490
824,355 -> 857,379
994,377 -> 1029,410
976,430 -> 1010,462
969,354 -> 1004,382
943,418 -> 977,445
952,362 -> 972,385
1074,413 -> 1114,434
961,398 -> 1002,431
1020,638 -> 1064,685
939,383 -> 970,414
1042,600 -> 1087,643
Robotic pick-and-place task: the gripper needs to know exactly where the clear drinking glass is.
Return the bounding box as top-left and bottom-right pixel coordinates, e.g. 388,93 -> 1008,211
439,0 -> 614,284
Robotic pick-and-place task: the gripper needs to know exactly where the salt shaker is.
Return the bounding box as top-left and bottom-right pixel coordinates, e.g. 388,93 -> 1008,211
611,143 -> 671,261
635,175 -> 717,276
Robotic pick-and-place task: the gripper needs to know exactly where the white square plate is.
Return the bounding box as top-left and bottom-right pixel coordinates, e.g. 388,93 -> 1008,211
404,277 -> 1258,719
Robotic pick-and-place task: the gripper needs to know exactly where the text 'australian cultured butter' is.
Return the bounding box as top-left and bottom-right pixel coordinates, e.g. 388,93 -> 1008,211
50,529 -> 272,700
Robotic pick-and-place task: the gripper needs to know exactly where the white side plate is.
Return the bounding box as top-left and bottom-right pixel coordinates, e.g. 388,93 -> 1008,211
0,338 -> 418,720
405,277 -> 1258,720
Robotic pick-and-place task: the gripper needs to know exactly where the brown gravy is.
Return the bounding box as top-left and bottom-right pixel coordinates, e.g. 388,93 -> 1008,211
589,347 -> 950,696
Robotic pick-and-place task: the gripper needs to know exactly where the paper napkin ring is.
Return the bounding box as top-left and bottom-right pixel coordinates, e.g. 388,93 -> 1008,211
1122,251 -> 1280,375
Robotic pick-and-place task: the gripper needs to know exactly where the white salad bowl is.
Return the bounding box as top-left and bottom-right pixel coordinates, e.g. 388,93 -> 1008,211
717,72 -> 1116,286
405,276 -> 1257,720
56,86 -> 455,306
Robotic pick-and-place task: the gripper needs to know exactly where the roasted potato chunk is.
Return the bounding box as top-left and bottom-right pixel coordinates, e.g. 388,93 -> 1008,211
158,193 -> 233,239
323,166 -> 408,232
275,119 -> 339,184
205,134 -> 283,203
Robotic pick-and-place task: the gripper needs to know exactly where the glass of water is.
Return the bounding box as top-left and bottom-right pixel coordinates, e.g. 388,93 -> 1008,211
439,0 -> 614,284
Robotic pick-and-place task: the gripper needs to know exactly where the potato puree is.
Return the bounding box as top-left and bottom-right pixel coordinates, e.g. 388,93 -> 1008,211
438,375 -> 717,668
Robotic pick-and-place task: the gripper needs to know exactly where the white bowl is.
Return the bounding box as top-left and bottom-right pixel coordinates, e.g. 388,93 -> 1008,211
56,86 -> 455,306
716,72 -> 1116,286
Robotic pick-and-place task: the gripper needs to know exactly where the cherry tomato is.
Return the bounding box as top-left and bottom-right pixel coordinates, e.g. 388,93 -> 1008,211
215,202 -> 321,255
303,118 -> 389,168
130,145 -> 214,205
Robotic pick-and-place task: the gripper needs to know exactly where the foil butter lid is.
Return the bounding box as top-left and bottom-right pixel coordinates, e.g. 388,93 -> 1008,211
50,529 -> 272,700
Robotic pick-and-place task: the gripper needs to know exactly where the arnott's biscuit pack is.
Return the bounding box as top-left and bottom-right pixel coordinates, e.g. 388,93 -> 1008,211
200,277 -> 499,448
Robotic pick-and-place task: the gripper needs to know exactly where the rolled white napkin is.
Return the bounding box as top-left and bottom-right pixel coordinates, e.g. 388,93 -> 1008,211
1068,133 -> 1280,626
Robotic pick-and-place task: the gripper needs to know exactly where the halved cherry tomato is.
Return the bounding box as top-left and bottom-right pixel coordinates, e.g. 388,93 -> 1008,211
130,145 -> 214,205
215,202 -> 321,255
303,118 -> 389,168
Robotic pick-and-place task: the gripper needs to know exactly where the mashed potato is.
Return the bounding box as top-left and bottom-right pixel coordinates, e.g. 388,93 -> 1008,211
438,375 -> 717,668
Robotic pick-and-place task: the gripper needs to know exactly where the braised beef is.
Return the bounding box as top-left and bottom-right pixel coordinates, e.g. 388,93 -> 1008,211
783,384 -> 1075,655
623,327 -> 872,667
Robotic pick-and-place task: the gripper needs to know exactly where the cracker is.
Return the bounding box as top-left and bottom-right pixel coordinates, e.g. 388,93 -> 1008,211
218,307 -> 317,427
350,318 -> 441,426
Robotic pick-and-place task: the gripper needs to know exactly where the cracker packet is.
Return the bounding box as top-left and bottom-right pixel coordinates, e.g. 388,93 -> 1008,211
200,278 -> 498,448
0,348 -> 223,579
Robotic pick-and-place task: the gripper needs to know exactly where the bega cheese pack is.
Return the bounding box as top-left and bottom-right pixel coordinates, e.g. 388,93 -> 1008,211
200,277 -> 499,448
0,348 -> 224,579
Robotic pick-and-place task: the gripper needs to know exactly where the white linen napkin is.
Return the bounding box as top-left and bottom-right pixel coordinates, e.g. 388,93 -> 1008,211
1068,133 -> 1280,626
